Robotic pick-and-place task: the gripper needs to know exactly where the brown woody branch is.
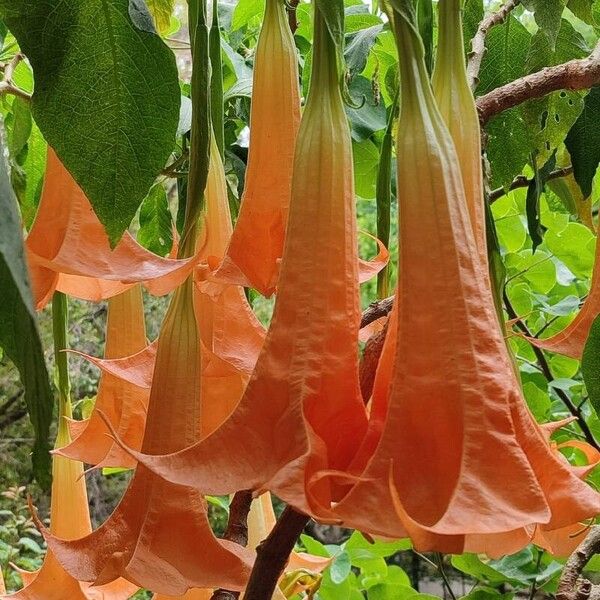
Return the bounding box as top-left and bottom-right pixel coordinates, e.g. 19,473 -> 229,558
467,0 -> 521,90
488,166 -> 573,203
557,526 -> 600,600
211,491 -> 254,600
244,506 -> 310,600
286,0 -> 301,34
477,41 -> 600,125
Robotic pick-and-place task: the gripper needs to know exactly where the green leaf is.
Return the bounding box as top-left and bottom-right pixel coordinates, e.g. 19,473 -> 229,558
137,183 -> 173,257
565,86 -> 600,199
231,0 -> 263,32
346,76 -> 387,142
330,550 -> 352,584
0,145 -> 53,490
345,24 -> 384,78
300,534 -> 331,558
145,0 -> 175,33
522,0 -> 568,50
353,138 -> 380,199
582,314 -> 600,419
345,530 -> 411,557
0,0 -> 181,245
476,15 -> 531,95
463,0 -> 484,56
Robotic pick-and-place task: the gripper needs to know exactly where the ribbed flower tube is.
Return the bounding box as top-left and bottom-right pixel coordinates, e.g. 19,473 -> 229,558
213,0 -> 301,296
128,0 -> 368,517
432,0 -> 486,265
316,0 -> 600,554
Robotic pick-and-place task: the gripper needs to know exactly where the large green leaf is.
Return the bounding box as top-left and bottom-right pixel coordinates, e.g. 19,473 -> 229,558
0,0 -> 181,245
137,183 -> 173,257
0,146 -> 53,489
522,0 -> 568,50
582,314 -> 600,419
565,86 -> 600,199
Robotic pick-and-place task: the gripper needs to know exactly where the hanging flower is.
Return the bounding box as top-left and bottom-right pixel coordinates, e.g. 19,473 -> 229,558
26,148 -> 197,310
3,411 -> 137,600
123,0 -> 369,517
311,0 -> 600,555
55,285 -> 149,469
211,0 -> 301,297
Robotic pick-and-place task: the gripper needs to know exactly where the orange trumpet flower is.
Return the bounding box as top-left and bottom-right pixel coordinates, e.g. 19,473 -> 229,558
55,285 -> 149,469
3,406 -> 137,600
26,148 -> 197,310
212,0 -> 301,296
38,147 -> 256,595
432,0 -> 486,264
311,0 -> 600,555
124,2 -> 369,516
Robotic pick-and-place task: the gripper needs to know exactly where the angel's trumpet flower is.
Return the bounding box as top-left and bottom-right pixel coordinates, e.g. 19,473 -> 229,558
196,134 -> 266,438
432,0 -> 486,264
56,285 -> 149,469
313,0 -> 600,554
126,0 -> 368,515
212,0 -> 301,296
4,294 -> 137,600
26,148 -> 197,310
40,267 -> 252,593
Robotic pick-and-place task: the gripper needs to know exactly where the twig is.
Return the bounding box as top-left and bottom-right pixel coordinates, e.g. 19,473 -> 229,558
360,296 -> 394,329
557,526 -> 600,600
0,53 -> 31,102
211,491 -> 254,600
286,0 -> 301,34
434,553 -> 458,600
360,322 -> 388,401
528,550 -> 544,600
477,41 -> 600,125
503,292 -> 600,451
467,0 -> 521,89
488,167 -> 573,203
243,506 -> 309,600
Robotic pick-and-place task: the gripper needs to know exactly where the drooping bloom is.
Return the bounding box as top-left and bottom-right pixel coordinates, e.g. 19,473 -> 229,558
26,148 -> 196,310
3,413 -> 137,600
431,0 -> 486,264
310,0 -> 600,555
55,285 -> 149,469
39,143 -> 256,594
212,0 -> 301,296
128,1 -> 368,516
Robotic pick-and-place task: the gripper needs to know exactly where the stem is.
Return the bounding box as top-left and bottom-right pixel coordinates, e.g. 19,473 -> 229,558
181,0 -> 211,259
210,0 -> 225,157
51,291 -> 72,420
434,553 -> 458,600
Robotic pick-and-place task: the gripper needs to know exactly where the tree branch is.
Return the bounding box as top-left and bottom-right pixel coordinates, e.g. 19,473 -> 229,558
361,296 -> 394,329
286,0 -> 300,34
557,526 -> 600,600
477,41 -> 600,125
211,490 -> 254,600
467,0 -> 521,90
488,166 -> 573,203
243,506 -> 310,600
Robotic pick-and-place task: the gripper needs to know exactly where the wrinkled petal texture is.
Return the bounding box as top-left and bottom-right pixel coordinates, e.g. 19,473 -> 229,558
322,9 -> 600,554
26,149 -> 197,310
56,286 -> 149,469
130,9 -> 368,516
